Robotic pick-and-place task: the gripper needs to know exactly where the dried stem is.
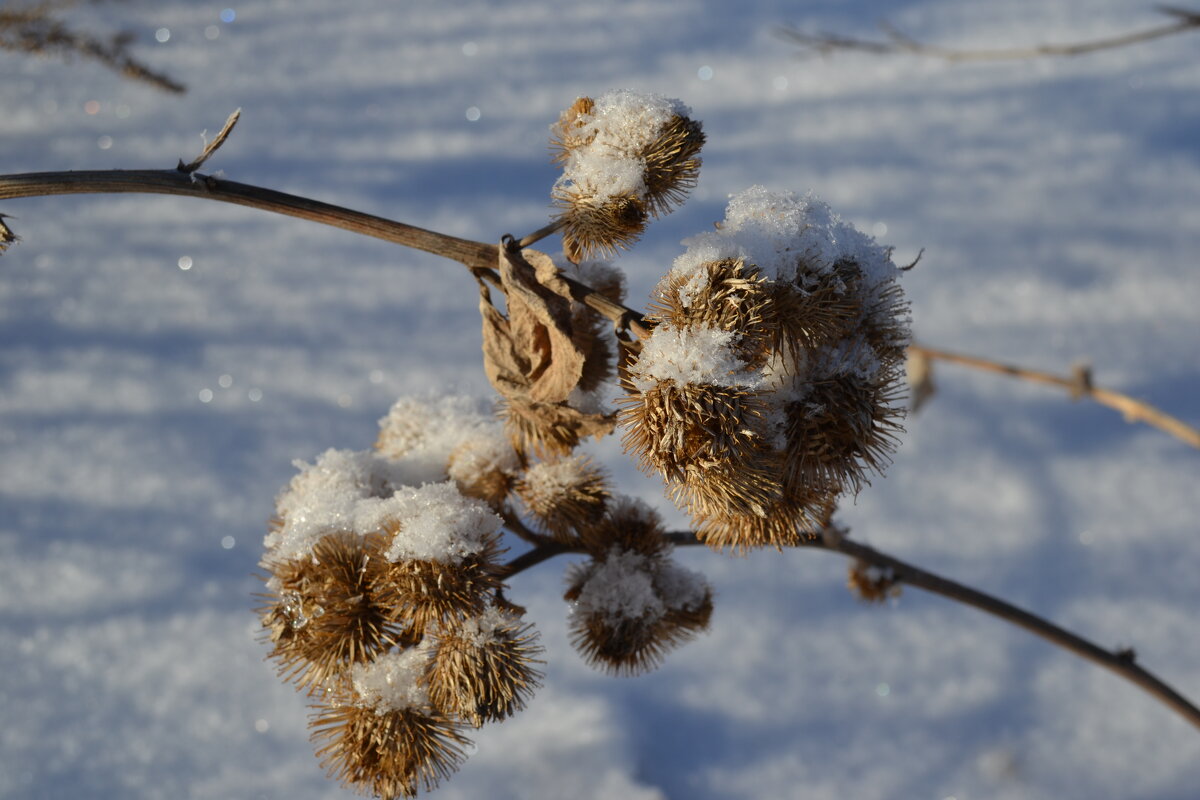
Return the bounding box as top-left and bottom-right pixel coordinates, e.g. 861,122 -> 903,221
0,166 -> 648,341
823,534 -> 1200,731
494,540 -> 572,580
909,343 -> 1200,449
661,528 -> 1200,731
0,169 -> 497,270
779,7 -> 1200,62
503,529 -> 1200,729
499,508 -> 558,549
3,169 -> 1190,450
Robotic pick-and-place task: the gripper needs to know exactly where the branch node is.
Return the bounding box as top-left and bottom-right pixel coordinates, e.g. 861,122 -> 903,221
177,109 -> 242,175
1069,363 -> 1094,400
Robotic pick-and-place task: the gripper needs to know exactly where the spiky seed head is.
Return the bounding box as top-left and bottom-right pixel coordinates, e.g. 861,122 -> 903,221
548,96 -> 596,163
639,114 -> 705,217
577,494 -> 669,557
648,258 -> 775,368
425,608 -> 544,726
847,559 -> 901,603
619,380 -> 767,483
555,191 -> 647,263
499,396 -> 616,459
380,533 -> 504,632
0,214 -> 18,254
549,92 -> 704,262
447,439 -> 514,511
310,699 -> 470,799
858,278 -> 912,366
563,548 -> 713,675
771,268 -> 864,358
566,605 -> 677,676
689,489 -> 838,553
260,532 -> 411,694
782,371 -> 904,496
667,458 -> 785,522
516,455 -> 609,540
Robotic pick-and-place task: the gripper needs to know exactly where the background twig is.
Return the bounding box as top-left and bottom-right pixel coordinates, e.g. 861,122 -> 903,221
0,4 -> 185,93
779,6 -> 1200,62
909,343 -> 1200,449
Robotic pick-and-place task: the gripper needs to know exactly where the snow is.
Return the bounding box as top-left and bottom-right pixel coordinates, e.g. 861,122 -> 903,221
2,1 -> 1199,799
627,323 -> 749,390
553,89 -> 693,207
571,548 -> 666,623
380,481 -> 501,564
350,646 -> 433,713
266,447 -> 434,562
377,394 -> 516,479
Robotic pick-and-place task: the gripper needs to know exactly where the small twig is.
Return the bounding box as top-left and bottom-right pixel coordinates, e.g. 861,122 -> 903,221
662,527 -> 1200,731
499,508 -> 558,548
0,9 -> 186,93
177,110 -> 241,174
515,219 -> 565,249
909,343 -> 1200,450
779,7 -> 1200,62
495,540 -> 575,580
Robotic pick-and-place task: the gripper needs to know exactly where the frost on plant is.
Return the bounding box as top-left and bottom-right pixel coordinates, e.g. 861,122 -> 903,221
550,90 -> 704,261
259,90 -> 909,798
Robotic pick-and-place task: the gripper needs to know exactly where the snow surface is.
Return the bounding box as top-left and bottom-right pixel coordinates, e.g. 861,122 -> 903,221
2,1 -> 1199,799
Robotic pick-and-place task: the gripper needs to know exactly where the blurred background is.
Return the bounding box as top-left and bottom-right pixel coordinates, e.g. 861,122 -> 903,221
1,1 -> 1198,797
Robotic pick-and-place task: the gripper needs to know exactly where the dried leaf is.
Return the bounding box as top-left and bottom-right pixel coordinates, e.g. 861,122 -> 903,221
498,247 -> 585,404
478,282 -> 529,396
478,246 -> 616,456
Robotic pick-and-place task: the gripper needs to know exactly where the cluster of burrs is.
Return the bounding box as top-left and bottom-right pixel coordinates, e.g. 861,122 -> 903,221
620,187 -> 910,550
260,396 -> 711,798
260,89 -> 908,799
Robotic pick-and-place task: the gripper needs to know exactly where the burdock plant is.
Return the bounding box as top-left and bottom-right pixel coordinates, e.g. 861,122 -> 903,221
5,88 -> 1199,799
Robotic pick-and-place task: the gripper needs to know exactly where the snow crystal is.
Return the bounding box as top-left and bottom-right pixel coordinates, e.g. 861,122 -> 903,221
522,455 -> 592,500
265,448 -> 438,562
379,481 -> 502,564
376,394 -> 513,477
628,323 -> 751,392
652,558 -> 711,613
555,89 -> 692,206
569,258 -> 626,298
446,433 -> 521,488
350,646 -> 432,713
456,606 -> 523,646
811,335 -> 886,383
673,186 -> 898,289
572,549 -> 665,623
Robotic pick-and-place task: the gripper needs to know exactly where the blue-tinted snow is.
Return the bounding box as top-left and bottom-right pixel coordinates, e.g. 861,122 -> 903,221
1,1 -> 1198,798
